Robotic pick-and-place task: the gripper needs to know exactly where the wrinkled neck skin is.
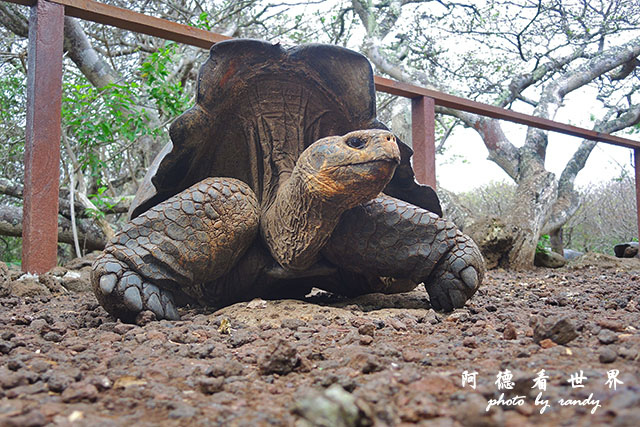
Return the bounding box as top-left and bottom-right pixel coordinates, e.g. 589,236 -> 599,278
261,164 -> 349,272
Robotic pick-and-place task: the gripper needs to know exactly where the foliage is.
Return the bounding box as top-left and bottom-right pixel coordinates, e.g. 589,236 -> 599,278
0,59 -> 26,180
536,234 -> 551,254
457,180 -> 517,219
564,175 -> 637,254
0,236 -> 21,267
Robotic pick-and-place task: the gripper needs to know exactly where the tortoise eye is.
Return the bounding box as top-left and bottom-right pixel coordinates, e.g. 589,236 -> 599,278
346,137 -> 366,149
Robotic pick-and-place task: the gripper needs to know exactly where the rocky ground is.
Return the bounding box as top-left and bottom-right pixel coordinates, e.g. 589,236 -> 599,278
1,253 -> 640,426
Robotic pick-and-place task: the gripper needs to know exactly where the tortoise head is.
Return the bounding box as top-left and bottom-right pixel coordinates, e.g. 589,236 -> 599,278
298,129 -> 401,206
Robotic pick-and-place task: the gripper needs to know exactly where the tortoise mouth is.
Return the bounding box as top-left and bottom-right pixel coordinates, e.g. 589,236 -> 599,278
339,158 -> 400,168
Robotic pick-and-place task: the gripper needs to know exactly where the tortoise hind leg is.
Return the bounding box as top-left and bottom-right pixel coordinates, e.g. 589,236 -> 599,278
322,194 -> 485,312
91,177 -> 259,322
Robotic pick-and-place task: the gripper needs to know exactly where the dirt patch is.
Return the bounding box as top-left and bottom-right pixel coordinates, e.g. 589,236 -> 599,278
1,258 -> 639,425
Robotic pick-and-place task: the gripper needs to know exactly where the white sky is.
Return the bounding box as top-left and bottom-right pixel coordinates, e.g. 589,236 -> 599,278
435,87 -> 638,193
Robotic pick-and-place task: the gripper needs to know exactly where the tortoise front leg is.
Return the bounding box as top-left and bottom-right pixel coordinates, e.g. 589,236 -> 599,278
322,194 -> 485,311
91,177 -> 259,322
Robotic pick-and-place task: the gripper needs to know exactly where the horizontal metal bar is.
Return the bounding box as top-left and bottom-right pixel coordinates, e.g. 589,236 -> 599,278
9,0 -> 35,5
3,0 -> 639,150
374,76 -> 640,150
51,0 -> 231,49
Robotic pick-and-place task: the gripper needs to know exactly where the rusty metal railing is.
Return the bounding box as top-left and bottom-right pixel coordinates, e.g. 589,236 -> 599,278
5,0 -> 640,272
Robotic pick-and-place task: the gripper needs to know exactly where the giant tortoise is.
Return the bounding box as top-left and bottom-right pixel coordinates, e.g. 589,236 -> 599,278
91,39 -> 485,322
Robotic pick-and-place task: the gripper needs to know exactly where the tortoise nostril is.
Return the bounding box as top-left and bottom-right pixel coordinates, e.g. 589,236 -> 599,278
346,136 -> 366,149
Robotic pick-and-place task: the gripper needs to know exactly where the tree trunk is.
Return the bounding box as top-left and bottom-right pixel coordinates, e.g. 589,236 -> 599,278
0,205 -> 106,251
549,228 -> 563,255
505,162 -> 557,269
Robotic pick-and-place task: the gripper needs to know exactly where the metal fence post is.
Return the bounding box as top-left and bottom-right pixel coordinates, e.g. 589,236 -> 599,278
411,96 -> 436,188
22,0 -> 64,273
636,148 -> 640,251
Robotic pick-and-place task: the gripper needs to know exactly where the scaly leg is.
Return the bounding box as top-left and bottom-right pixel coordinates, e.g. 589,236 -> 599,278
91,178 -> 259,322
322,194 -> 485,311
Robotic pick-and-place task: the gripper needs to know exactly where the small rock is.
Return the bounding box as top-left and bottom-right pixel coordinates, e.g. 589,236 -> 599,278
347,353 -> 381,374
113,323 -> 137,335
47,373 -> 73,393
599,347 -> 617,364
87,375 -> 112,391
454,393 -> 503,426
42,332 -> 63,342
60,270 -> 91,293
205,358 -> 244,378
292,384 -> 373,427
198,377 -> 224,394
533,316 -> 578,345
7,278 -> 50,298
29,318 -> 48,333
503,323 -> 518,340
388,317 -> 407,331
357,323 -> 375,337
359,336 -> 373,346
534,251 -> 567,268
0,371 -> 29,389
168,403 -> 198,419
598,329 -> 618,345
7,359 -> 23,371
618,346 -> 638,360
229,330 -> 255,348
61,383 -> 98,403
259,339 -> 299,375
1,409 -> 46,427
402,349 -> 423,362
135,310 -> 156,326
539,338 -> 556,349
247,298 -> 267,309
597,319 -> 626,332
281,318 -> 305,330
462,337 -> 477,348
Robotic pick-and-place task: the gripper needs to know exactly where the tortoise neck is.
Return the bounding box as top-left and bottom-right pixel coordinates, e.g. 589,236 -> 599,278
260,167 -> 344,272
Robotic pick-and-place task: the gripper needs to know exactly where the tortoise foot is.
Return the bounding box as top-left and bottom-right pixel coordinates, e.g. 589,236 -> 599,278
92,254 -> 179,322
424,232 -> 485,312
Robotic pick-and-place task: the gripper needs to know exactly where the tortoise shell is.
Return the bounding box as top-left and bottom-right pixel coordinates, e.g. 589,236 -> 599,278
129,39 -> 441,219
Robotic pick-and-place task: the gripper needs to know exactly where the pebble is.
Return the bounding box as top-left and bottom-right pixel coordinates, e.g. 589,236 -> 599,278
198,377 -> 224,394
618,346 -> 638,360
168,403 -> 198,419
359,335 -> 373,346
281,318 -> 305,330
503,323 -> 518,340
47,373 -> 73,392
0,371 -> 29,389
42,332 -> 64,342
462,337 -> 477,348
292,384 -> 372,426
259,339 -> 299,375
597,319 -> 626,332
388,318 -> 407,331
402,349 -> 423,362
61,383 -> 98,403
539,338 -> 556,349
598,329 -> 618,345
357,323 -> 375,337
599,347 -> 618,363
1,409 -> 46,427
205,358 -> 244,378
533,316 -> 578,345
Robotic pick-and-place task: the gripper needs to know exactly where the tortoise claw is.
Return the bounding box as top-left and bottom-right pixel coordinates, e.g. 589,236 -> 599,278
92,254 -> 179,322
424,232 -> 484,312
